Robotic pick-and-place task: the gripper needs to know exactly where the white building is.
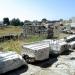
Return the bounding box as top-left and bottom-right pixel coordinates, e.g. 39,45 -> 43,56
0,21 -> 3,27
70,17 -> 75,29
71,17 -> 75,23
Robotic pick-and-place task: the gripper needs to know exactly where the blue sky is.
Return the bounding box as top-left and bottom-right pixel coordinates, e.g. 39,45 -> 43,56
0,0 -> 75,21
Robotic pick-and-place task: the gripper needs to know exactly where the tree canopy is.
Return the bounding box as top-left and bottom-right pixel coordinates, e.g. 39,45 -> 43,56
10,18 -> 23,26
3,17 -> 10,25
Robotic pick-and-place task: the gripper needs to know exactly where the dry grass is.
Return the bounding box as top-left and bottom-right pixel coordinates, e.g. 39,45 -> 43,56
0,32 -> 71,53
0,26 -> 23,36
57,33 -> 71,39
0,40 -> 23,53
0,26 -> 23,53
0,35 -> 46,53
0,26 -> 71,53
0,26 -> 46,53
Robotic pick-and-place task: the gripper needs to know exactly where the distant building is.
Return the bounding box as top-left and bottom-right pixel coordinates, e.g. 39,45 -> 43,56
0,21 -> 8,27
71,17 -> 75,23
0,21 -> 3,27
69,17 -> 75,29
70,23 -> 75,29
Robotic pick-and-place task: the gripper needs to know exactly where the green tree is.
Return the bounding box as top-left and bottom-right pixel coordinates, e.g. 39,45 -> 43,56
20,22 -> 24,26
41,18 -> 47,23
10,18 -> 21,26
3,17 -> 10,25
24,20 -> 31,24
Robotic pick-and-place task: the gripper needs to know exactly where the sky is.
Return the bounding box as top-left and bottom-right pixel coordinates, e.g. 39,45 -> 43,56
0,0 -> 75,21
